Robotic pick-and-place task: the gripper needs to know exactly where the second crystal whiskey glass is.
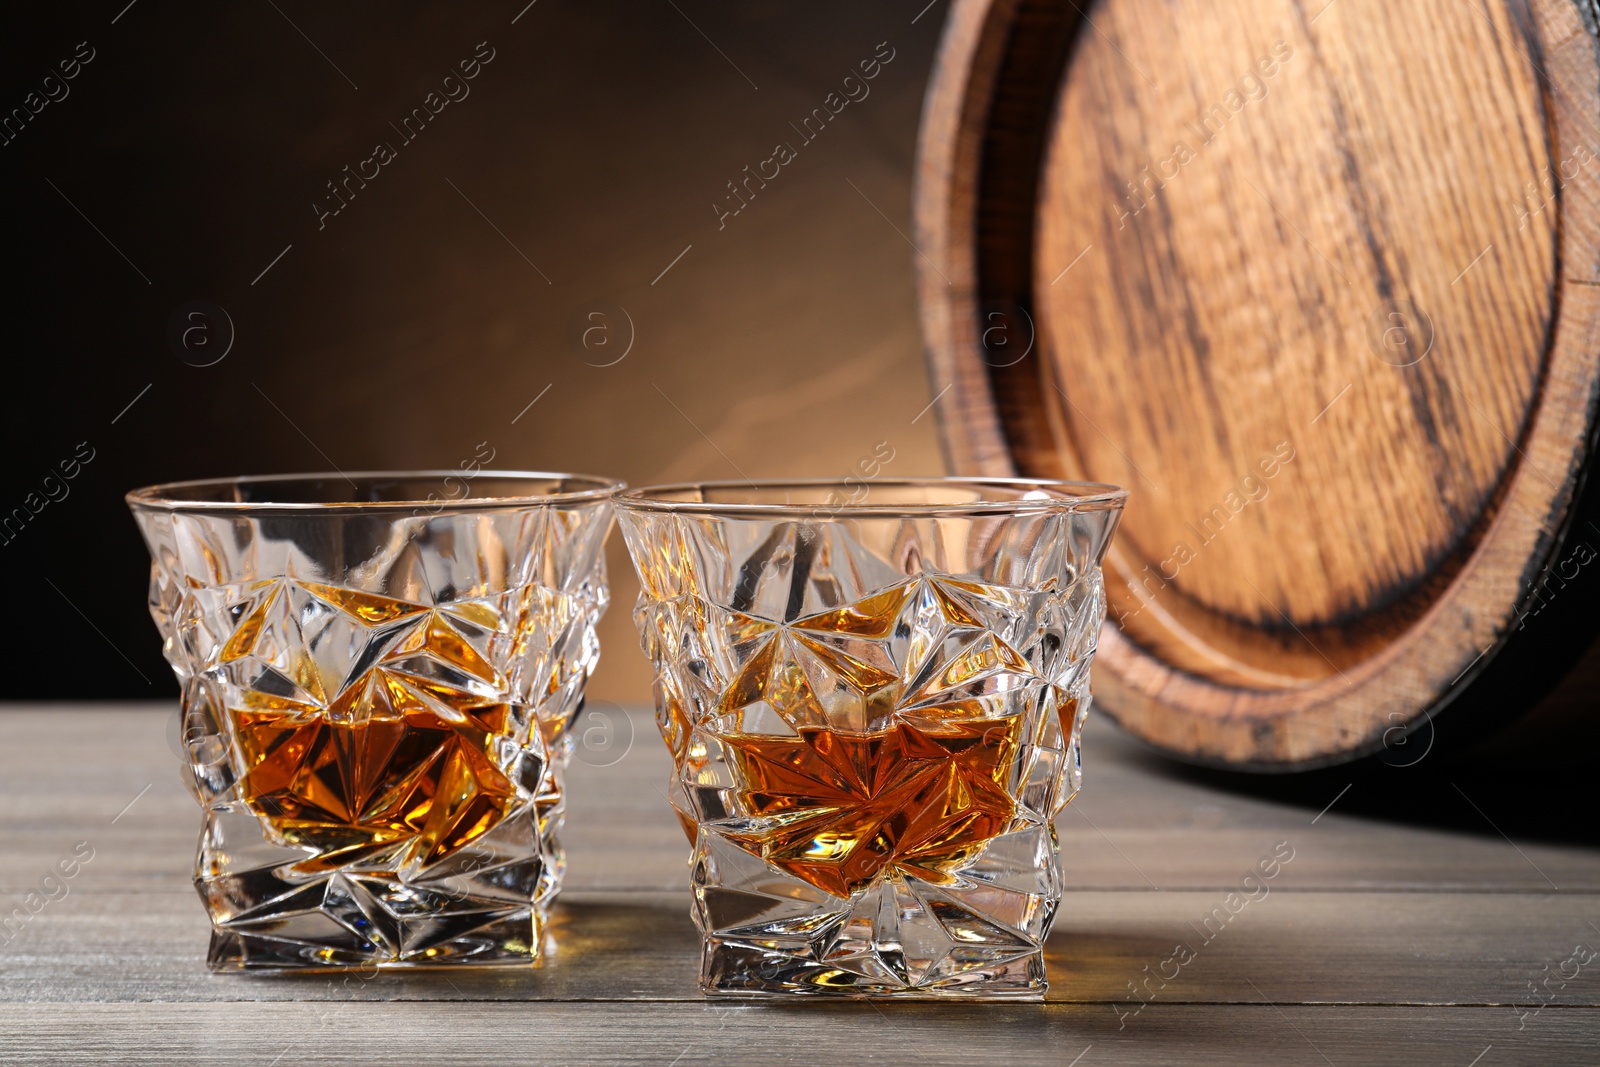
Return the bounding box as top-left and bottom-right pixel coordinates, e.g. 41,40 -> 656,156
616,478 -> 1126,998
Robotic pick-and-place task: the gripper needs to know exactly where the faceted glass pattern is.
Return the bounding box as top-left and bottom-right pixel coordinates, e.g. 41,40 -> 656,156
128,473 -> 616,970
617,480 -> 1125,999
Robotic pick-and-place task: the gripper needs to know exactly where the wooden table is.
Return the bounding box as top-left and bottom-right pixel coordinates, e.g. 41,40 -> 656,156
2,704 -> 1596,1065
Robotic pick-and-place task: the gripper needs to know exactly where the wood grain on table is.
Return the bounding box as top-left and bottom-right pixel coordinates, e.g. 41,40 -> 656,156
1,704 -> 1596,1065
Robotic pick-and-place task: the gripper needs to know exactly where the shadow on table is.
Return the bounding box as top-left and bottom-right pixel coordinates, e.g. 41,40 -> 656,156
1129,743 -> 1600,848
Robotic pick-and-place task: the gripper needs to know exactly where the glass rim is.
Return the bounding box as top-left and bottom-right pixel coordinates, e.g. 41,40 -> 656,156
613,477 -> 1128,517
125,470 -> 625,514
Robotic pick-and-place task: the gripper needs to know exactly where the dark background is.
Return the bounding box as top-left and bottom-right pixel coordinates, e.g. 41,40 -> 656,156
3,1 -> 951,704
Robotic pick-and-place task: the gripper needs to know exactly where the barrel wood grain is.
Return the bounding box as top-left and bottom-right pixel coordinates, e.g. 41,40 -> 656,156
914,0 -> 1600,766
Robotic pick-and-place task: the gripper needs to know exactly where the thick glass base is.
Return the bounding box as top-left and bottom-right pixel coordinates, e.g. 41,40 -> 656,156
206,909 -> 541,971
691,831 -> 1059,1001
701,940 -> 1047,1000
196,793 -> 560,972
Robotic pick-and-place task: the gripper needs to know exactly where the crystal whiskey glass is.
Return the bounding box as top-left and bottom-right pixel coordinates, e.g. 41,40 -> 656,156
128,472 -> 618,969
616,478 -> 1125,998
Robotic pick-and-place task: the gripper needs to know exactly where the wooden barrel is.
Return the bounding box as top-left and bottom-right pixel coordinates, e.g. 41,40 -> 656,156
914,0 -> 1600,768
